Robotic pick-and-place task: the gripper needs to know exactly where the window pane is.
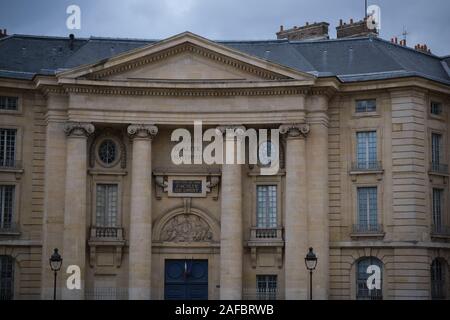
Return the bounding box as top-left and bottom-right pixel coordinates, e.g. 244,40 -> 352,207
357,187 -> 377,231
256,275 -> 277,300
431,133 -> 442,165
356,99 -> 376,113
356,131 -> 377,169
356,257 -> 382,300
0,129 -> 16,168
432,188 -> 443,229
256,185 -> 277,228
0,96 -> 18,111
431,259 -> 446,299
0,185 -> 14,230
0,256 -> 14,300
430,101 -> 442,116
96,184 -> 118,227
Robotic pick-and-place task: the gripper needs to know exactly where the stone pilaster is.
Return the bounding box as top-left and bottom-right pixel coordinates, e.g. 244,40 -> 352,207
62,121 -> 94,300
217,125 -> 244,299
41,95 -> 68,299
280,123 -> 309,300
127,124 -> 158,300
306,94 -> 329,299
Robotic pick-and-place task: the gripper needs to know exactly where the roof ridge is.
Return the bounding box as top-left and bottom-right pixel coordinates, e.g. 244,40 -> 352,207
372,36 -> 442,59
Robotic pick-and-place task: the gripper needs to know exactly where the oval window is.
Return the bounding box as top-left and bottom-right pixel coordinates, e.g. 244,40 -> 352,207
98,139 -> 117,165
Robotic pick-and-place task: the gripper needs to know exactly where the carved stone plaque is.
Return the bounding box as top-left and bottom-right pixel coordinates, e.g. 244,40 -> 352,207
172,180 -> 202,194
160,214 -> 213,242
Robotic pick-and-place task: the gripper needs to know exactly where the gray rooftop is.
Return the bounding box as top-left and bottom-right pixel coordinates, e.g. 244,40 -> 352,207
0,34 -> 449,85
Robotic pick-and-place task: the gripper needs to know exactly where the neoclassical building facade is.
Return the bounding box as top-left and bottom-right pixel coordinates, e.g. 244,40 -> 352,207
0,29 -> 449,300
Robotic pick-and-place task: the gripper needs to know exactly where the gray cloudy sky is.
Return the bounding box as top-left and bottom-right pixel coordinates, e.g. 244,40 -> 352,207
1,0 -> 449,56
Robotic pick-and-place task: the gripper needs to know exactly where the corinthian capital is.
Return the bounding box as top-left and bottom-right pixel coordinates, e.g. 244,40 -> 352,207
216,125 -> 246,136
64,122 -> 95,137
127,124 -> 158,139
279,123 -> 310,138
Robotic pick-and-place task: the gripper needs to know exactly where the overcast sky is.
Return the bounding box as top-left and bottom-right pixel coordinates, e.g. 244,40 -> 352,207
1,0 -> 449,56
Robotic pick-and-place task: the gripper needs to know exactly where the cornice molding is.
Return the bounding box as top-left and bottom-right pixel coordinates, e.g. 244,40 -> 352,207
63,85 -> 310,97
88,43 -> 289,81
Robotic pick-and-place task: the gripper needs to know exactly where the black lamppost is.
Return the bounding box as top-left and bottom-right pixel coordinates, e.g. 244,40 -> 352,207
49,248 -> 63,300
305,247 -> 318,300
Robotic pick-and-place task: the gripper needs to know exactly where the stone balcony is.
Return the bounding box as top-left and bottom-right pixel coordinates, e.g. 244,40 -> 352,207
87,226 -> 126,267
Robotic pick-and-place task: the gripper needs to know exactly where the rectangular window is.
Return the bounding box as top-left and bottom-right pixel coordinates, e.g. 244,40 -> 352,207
431,133 -> 442,166
430,101 -> 443,116
432,188 -> 443,231
356,99 -> 376,113
256,185 -> 277,228
0,96 -> 18,111
95,184 -> 118,227
0,186 -> 14,231
256,275 -> 277,300
357,187 -> 378,232
0,256 -> 14,300
356,131 -> 377,170
0,129 -> 16,168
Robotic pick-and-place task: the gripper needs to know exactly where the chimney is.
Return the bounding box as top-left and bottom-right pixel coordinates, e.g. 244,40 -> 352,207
276,21 -> 330,41
415,43 -> 431,54
0,29 -> 7,39
69,33 -> 75,50
336,17 -> 378,38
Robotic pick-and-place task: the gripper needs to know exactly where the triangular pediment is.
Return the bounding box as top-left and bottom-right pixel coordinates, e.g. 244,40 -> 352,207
57,32 -> 315,82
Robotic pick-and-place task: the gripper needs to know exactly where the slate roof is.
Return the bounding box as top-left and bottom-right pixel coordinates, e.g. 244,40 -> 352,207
0,33 -> 449,85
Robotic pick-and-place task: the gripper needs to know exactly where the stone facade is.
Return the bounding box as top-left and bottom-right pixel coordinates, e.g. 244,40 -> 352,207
0,32 -> 449,300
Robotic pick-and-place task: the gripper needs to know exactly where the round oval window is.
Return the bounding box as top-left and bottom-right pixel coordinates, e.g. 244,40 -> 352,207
98,139 -> 117,165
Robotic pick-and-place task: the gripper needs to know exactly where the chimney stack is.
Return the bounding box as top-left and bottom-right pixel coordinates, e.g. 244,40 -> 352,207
0,29 -> 7,39
276,21 -> 330,41
414,43 -> 431,54
336,17 -> 378,38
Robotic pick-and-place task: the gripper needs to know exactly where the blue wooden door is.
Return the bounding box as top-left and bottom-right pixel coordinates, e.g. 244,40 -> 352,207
164,259 -> 208,300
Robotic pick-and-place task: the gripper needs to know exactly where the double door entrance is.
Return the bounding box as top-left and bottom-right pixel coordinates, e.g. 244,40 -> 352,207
164,259 -> 208,300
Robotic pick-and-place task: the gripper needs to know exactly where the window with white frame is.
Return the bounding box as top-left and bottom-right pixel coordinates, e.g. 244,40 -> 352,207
256,185 -> 277,228
357,187 -> 378,232
432,188 -> 443,232
356,257 -> 383,300
356,131 -> 377,170
0,96 -> 18,111
95,184 -> 118,228
0,129 -> 16,168
256,275 -> 277,300
0,185 -> 14,231
0,255 -> 14,300
355,99 -> 377,113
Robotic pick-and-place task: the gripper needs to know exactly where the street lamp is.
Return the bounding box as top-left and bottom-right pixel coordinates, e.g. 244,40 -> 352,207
304,247 -> 318,300
49,248 -> 63,300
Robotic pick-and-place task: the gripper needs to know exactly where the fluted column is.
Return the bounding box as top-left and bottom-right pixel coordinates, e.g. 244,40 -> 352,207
127,124 -> 158,300
217,125 -> 244,299
306,94 -> 329,299
62,122 -> 94,300
280,123 -> 309,300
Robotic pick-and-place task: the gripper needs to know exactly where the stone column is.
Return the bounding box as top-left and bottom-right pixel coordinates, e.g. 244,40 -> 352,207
306,95 -> 329,299
217,125 -> 244,300
280,123 -> 309,300
62,122 -> 95,300
127,124 -> 158,300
